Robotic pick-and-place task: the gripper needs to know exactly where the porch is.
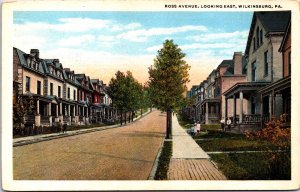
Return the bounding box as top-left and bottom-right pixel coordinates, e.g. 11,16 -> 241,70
201,98 -> 221,124
223,82 -> 270,131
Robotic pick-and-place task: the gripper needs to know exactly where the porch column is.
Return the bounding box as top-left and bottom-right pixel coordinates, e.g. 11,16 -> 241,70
205,102 -> 209,124
271,90 -> 275,116
239,91 -> 243,124
233,94 -> 236,124
68,105 -> 70,116
225,98 -> 228,120
56,104 -> 58,117
260,94 -> 263,128
60,103 -> 62,115
36,100 -> 40,115
48,103 -> 51,116
216,104 -> 219,119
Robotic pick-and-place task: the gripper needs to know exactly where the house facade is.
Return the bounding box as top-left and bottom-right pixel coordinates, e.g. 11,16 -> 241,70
223,11 -> 291,130
13,47 -> 117,128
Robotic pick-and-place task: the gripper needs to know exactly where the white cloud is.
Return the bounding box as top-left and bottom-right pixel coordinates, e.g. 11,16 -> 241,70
187,30 -> 248,42
146,45 -> 163,52
57,35 -> 95,47
118,25 -> 208,42
97,35 -> 119,47
111,22 -> 142,31
181,43 -> 236,50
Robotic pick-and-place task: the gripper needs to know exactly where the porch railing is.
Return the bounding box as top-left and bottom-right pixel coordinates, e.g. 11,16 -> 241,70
208,113 -> 219,119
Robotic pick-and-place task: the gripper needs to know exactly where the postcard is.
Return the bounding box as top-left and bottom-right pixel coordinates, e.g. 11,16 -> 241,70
2,0 -> 300,190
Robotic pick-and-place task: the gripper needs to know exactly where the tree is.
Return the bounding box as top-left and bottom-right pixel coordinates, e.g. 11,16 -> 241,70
107,71 -> 143,125
148,39 -> 190,139
13,94 -> 35,135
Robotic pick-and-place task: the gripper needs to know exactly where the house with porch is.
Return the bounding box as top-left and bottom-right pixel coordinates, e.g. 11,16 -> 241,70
200,70 -> 220,124
75,74 -> 94,125
223,11 -> 291,131
62,68 -> 81,125
13,48 -> 49,127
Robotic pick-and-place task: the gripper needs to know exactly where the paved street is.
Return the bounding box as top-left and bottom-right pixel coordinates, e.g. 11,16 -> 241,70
13,110 -> 166,180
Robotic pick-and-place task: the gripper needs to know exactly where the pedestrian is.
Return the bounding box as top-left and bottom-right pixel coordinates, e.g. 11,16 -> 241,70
193,123 -> 197,136
226,118 -> 232,131
196,121 -> 201,133
220,118 -> 225,131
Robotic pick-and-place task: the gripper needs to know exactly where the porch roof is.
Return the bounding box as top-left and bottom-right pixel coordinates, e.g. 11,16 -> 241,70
201,98 -> 221,106
223,81 -> 271,98
22,93 -> 52,102
258,76 -> 291,96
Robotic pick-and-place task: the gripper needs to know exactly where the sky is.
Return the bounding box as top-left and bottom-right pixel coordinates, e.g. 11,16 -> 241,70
13,11 -> 253,89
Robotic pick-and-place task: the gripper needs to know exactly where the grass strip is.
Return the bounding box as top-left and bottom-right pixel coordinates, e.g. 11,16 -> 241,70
154,140 -> 172,180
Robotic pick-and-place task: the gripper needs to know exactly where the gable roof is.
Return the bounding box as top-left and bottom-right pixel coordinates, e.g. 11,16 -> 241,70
245,11 -> 291,57
14,47 -> 45,75
279,18 -> 291,52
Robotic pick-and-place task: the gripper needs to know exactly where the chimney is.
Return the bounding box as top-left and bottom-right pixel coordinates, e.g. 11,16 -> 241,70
233,52 -> 243,75
30,49 -> 39,59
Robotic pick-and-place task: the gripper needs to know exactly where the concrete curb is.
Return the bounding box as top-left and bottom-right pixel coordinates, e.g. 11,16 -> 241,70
13,109 -> 153,147
148,139 -> 165,180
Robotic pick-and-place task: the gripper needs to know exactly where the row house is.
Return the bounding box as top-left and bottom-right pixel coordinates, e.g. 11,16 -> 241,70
223,11 -> 291,130
182,85 -> 199,122
194,52 -> 247,125
13,47 -> 116,127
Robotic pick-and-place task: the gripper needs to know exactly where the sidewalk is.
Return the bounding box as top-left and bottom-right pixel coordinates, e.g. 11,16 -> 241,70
13,110 -> 152,147
167,114 -> 227,180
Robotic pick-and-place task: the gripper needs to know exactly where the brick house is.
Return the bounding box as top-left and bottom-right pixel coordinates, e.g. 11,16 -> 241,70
90,79 -> 106,123
223,11 -> 290,130
75,74 -> 94,125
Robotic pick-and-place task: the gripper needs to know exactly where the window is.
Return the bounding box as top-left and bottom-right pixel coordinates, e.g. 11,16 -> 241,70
68,87 -> 70,99
288,51 -> 291,75
264,51 -> 269,76
26,76 -> 30,92
73,90 -> 76,100
252,61 -> 256,81
50,83 -> 53,96
260,29 -> 263,44
253,38 -> 256,50
37,81 -> 41,95
256,27 -> 260,47
58,86 -> 61,98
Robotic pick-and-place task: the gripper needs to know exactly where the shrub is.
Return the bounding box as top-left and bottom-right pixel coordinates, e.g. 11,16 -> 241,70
245,115 -> 291,179
201,124 -> 221,131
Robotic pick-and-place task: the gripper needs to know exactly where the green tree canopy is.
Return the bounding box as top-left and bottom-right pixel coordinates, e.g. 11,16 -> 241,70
148,39 -> 190,111
107,71 -> 143,111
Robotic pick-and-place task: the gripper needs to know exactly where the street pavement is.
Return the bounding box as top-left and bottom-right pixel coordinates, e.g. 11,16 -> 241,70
13,110 -> 166,180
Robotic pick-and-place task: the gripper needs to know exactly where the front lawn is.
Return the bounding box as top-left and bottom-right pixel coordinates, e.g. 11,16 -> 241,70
195,129 -> 290,180
210,152 -> 290,180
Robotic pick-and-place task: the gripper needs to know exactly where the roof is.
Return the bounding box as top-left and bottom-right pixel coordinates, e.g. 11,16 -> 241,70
218,60 -> 233,68
245,11 -> 291,57
14,47 -> 45,75
279,18 -> 291,52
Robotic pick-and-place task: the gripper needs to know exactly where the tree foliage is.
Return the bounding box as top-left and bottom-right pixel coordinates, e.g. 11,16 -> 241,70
148,39 -> 190,111
107,71 -> 143,111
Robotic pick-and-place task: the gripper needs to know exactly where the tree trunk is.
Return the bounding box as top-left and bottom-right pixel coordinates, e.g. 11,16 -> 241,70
132,111 -> 134,122
166,108 -> 172,139
120,109 -> 123,125
125,111 -> 127,124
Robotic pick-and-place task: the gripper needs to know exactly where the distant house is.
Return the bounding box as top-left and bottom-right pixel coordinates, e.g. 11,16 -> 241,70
75,74 -> 94,125
223,11 -> 291,130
